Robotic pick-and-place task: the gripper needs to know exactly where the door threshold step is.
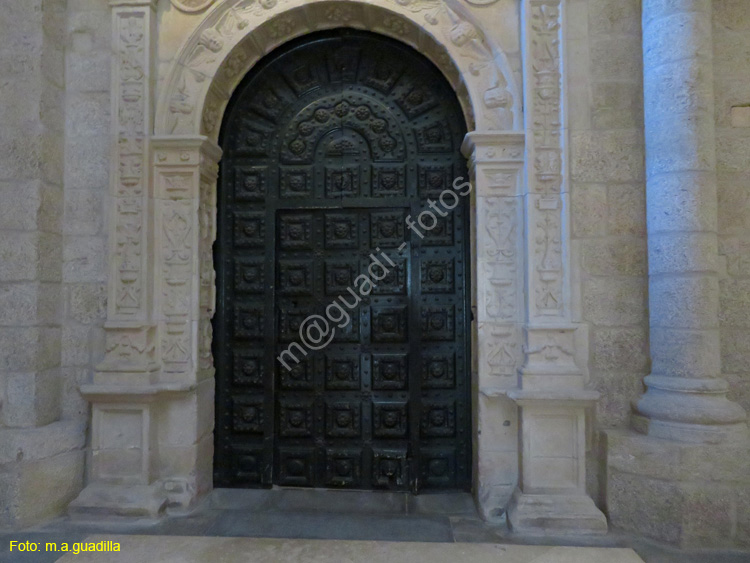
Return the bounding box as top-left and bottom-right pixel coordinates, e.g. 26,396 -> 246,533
208,488 -> 478,516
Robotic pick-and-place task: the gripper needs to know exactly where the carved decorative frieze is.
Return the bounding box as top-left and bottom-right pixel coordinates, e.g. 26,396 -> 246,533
522,327 -> 578,375
152,137 -> 221,378
463,132 -> 524,386
464,133 -> 524,339
158,199 -> 193,376
114,198 -> 143,312
479,324 -> 521,379
533,196 -> 563,315
111,8 -> 152,320
481,198 -> 518,322
526,0 -> 565,319
98,325 -> 158,375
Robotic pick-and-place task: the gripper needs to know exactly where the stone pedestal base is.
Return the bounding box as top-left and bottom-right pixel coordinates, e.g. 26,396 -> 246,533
507,489 -> 608,535
68,483 -> 168,521
632,376 -> 749,444
606,429 -> 750,548
631,413 -> 749,445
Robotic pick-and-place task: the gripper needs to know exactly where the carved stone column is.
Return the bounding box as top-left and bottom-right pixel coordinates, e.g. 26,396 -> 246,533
505,0 -> 607,534
633,0 -> 748,444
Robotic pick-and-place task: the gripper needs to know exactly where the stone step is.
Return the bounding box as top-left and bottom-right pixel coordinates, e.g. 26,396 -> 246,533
208,488 -> 477,516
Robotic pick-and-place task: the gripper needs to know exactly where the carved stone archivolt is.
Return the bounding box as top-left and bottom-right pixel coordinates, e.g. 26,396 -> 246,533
171,0 -> 218,13
155,0 -> 522,138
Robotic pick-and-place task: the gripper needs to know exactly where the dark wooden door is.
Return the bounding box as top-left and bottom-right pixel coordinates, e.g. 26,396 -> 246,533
214,30 -> 471,492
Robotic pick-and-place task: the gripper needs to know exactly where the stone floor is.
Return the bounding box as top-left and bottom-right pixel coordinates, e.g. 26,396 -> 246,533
55,536 -> 644,563
0,489 -> 748,562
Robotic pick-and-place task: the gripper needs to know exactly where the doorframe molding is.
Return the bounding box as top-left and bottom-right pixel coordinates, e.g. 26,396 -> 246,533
70,0 -> 606,534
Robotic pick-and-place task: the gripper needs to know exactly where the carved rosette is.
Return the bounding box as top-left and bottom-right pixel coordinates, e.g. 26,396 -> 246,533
526,0 -> 564,319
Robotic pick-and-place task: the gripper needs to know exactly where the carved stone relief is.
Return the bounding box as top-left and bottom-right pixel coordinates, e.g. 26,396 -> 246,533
526,0 -> 565,319
533,197 -> 562,315
112,12 -> 149,321
149,140 -> 221,379
480,325 -> 520,378
482,198 -> 518,322
465,132 -> 524,388
155,0 -> 522,138
97,326 -> 158,376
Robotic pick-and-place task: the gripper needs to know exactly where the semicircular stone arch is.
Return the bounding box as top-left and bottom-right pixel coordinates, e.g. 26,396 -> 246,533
155,0 -> 522,138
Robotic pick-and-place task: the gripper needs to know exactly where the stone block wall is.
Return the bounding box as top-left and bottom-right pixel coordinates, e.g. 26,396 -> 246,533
0,0 -> 88,529
566,0 -> 648,430
564,0 -> 648,511
715,0 -> 750,415
607,429 -> 750,548
62,0 -> 110,420
0,0 -> 66,430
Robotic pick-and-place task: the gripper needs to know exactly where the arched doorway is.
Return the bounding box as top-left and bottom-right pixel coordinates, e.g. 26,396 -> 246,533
213,30 -> 472,492
77,0 -> 604,531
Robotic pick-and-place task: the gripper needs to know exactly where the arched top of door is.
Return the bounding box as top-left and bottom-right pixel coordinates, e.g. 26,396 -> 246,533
155,0 -> 523,139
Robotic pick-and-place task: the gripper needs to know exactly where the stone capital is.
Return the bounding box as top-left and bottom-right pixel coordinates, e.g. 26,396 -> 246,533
151,136 -> 222,163
462,132 -> 525,165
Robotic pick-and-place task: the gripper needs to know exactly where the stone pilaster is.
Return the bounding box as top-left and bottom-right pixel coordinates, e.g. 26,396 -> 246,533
463,132 -> 525,517
505,0 -> 606,535
634,0 -> 748,444
71,134 -> 222,519
97,0 -> 159,386
70,0 -> 169,520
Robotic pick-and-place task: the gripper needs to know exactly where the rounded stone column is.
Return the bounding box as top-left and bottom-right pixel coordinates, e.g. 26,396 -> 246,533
634,0 -> 748,443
